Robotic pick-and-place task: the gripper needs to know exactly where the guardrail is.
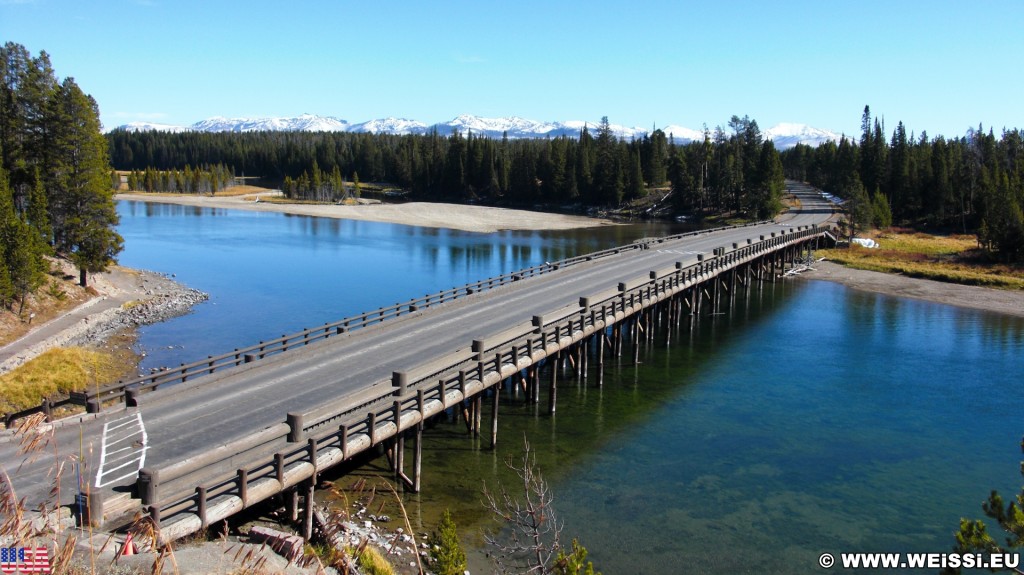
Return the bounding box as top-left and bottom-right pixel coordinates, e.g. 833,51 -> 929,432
58,221 -> 772,415
139,224 -> 830,543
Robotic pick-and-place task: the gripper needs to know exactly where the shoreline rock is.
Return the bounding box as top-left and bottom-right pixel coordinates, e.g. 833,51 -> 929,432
0,267 -> 208,374
66,275 -> 208,347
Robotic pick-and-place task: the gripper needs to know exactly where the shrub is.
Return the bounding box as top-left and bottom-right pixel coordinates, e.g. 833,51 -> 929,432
429,509 -> 467,575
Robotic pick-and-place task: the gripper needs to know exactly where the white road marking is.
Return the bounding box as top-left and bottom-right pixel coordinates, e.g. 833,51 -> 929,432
95,412 -> 148,488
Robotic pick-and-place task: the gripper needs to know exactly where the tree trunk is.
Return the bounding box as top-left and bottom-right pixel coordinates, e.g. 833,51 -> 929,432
79,267 -> 88,288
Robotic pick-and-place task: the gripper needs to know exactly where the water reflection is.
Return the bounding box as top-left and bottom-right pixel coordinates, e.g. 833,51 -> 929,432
116,200 -> 687,371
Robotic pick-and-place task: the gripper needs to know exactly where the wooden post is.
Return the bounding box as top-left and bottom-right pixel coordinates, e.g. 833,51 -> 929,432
730,268 -> 737,307
581,337 -> 589,379
549,353 -> 558,414
491,385 -> 499,449
238,469 -> 248,507
138,468 -> 159,506
474,395 -> 482,437
574,343 -> 583,379
395,434 -> 404,482
633,318 -> 641,363
532,364 -> 540,404
368,411 -> 377,445
288,489 -> 299,522
303,480 -> 315,541
713,276 -> 721,314
308,437 -> 318,484
413,421 -> 423,493
197,486 -> 208,530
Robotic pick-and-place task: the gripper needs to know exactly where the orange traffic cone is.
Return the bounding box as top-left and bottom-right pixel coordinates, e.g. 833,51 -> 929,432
120,532 -> 136,557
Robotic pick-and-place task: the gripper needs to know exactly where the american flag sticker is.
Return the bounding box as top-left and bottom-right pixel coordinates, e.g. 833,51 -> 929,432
0,547 -> 50,573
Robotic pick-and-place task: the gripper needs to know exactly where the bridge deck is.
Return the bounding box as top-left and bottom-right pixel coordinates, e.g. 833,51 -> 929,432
0,183 -> 836,533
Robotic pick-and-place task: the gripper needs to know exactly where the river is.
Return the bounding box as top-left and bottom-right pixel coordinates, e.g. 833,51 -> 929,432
116,200 -> 1024,574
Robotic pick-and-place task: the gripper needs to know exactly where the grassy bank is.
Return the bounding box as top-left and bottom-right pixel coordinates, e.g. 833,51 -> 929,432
819,230 -> 1024,289
0,345 -> 136,416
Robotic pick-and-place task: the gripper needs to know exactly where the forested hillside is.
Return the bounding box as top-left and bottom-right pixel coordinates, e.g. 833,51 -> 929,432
781,106 -> 1023,261
107,115 -> 787,220
1,41 -> 122,309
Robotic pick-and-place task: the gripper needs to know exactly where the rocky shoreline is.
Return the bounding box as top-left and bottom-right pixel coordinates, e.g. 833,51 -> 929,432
0,267 -> 208,374
66,273 -> 208,348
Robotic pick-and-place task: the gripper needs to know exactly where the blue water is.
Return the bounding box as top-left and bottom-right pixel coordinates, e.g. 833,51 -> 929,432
116,201 -> 684,371
115,200 -> 1024,574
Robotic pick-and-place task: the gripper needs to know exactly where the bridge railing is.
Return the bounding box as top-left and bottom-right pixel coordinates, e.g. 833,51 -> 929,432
64,220 -> 775,415
138,224 -> 831,540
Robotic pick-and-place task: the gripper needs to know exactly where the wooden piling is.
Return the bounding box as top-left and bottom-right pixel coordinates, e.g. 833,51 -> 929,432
303,480 -> 315,541
549,352 -> 558,414
491,386 -> 499,449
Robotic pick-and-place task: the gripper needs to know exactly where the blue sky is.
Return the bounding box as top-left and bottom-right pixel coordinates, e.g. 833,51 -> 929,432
2,0 -> 1021,139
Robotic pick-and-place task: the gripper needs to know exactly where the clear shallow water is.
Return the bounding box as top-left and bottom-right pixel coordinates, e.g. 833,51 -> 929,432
116,201 -> 1024,574
404,281 -> 1024,574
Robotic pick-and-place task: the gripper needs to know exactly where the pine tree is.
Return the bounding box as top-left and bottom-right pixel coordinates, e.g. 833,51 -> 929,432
0,167 -> 17,307
0,166 -> 45,312
625,147 -> 644,200
429,509 -> 467,575
943,438 -> 1024,575
1,43 -> 58,205
871,189 -> 892,229
42,77 -> 122,286
593,117 -> 623,206
554,539 -> 601,575
754,141 -> 785,219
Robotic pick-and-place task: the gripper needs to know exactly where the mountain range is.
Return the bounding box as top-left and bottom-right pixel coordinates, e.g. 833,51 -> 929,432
113,113 -> 845,149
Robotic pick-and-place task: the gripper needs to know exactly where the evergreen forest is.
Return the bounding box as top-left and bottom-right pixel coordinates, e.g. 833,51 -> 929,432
0,42 -> 123,310
781,106 -> 1024,261
108,107 -> 1024,263
106,115 -> 788,221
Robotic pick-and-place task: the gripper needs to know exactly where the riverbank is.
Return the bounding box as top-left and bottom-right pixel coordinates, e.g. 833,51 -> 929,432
0,263 -> 208,375
804,260 -> 1024,318
115,192 -> 617,233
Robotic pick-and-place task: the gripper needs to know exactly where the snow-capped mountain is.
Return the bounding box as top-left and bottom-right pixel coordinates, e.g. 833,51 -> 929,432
349,117 -> 428,135
112,114 -> 841,149
763,123 -> 845,149
189,113 -> 351,133
117,121 -> 192,133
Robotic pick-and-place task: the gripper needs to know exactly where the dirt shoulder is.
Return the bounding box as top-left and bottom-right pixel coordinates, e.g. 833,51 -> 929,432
804,260 -> 1024,318
115,192 -> 616,233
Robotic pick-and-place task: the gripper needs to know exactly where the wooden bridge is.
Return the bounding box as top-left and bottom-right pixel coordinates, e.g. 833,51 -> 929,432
1,183 -> 837,544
